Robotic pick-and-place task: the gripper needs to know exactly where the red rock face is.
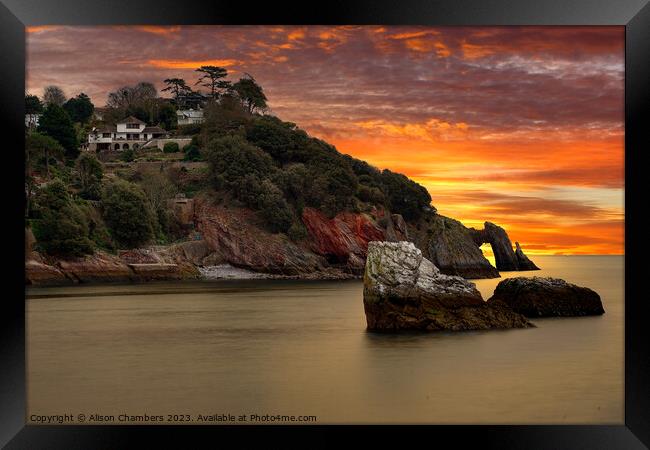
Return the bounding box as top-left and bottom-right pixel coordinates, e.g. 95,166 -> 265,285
195,200 -> 324,275
301,207 -> 385,262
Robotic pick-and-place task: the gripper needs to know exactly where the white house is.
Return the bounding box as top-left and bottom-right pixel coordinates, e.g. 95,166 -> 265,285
25,114 -> 41,129
177,108 -> 204,126
87,116 -> 169,151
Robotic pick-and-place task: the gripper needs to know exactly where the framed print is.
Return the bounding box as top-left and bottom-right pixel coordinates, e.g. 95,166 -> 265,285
1,0 -> 648,448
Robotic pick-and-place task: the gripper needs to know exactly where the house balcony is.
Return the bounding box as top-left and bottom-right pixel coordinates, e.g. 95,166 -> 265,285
114,136 -> 146,142
88,137 -> 113,143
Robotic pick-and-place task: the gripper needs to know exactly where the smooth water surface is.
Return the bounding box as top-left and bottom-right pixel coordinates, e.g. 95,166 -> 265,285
26,255 -> 623,424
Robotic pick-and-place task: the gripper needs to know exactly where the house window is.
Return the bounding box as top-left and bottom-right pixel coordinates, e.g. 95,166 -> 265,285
102,133 -> 110,138
126,123 -> 140,129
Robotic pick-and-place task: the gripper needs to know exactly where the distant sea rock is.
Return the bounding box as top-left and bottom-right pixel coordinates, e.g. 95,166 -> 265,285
362,241 -> 533,331
487,277 -> 604,317
413,215 -> 501,279
470,222 -> 540,272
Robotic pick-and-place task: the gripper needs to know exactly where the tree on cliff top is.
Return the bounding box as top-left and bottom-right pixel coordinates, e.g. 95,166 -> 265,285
232,75 -> 267,114
195,66 -> 231,98
101,180 -> 157,248
43,85 -> 66,107
63,93 -> 94,124
25,94 -> 43,115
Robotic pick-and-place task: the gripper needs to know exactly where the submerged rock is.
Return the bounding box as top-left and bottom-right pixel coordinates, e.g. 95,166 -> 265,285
363,241 -> 533,331
487,276 -> 604,317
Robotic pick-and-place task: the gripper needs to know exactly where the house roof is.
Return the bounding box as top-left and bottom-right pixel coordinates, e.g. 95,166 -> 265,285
118,115 -> 146,125
142,126 -> 167,134
177,109 -> 204,118
95,124 -> 117,133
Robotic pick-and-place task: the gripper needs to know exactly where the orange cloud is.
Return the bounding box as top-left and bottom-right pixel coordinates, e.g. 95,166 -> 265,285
287,29 -> 306,41
389,30 -> 440,40
405,39 -> 451,57
133,25 -> 181,35
145,58 -> 240,69
461,41 -> 496,59
26,25 -> 61,33
317,29 -> 348,52
354,118 -> 469,141
25,25 -> 623,255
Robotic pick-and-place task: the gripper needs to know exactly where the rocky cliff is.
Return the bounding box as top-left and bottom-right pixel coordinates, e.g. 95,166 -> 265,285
410,215 -> 501,279
471,222 -> 539,272
26,196 -> 540,284
363,241 -> 533,331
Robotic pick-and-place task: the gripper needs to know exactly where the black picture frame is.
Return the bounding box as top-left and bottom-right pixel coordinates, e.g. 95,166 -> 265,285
1,0 -> 648,448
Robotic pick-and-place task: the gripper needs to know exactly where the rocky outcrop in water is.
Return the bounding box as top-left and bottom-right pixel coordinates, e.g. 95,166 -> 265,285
363,241 -> 533,331
471,222 -> 539,272
25,254 -> 68,285
487,277 -> 604,317
514,242 -> 539,270
25,242 -> 203,285
413,215 -> 500,279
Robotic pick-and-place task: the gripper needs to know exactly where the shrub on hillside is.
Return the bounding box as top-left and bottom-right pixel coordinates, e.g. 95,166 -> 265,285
177,123 -> 202,136
379,169 -> 432,220
76,153 -> 103,200
31,180 -> 95,256
245,115 -> 309,164
101,179 -> 157,248
163,142 -> 180,153
182,143 -> 201,161
257,179 -> 294,233
121,148 -> 135,162
205,134 -> 275,190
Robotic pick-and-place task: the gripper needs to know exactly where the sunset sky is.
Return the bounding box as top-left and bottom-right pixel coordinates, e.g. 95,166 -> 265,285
26,25 -> 624,255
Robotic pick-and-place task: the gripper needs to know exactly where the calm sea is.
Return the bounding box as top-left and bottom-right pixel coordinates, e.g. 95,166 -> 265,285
26,255 -> 623,424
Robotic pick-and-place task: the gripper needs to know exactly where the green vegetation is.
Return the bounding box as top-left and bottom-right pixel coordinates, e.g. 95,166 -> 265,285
37,104 -> 79,160
75,153 -> 103,200
25,68 -> 435,256
163,142 -> 180,153
63,93 -> 94,123
231,75 -> 267,114
101,180 -> 157,248
121,148 -> 135,162
25,94 -> 43,114
182,140 -> 201,161
31,180 -> 95,256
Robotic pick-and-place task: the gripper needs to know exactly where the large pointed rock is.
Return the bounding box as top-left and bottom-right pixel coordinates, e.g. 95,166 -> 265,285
514,242 -> 539,270
421,215 -> 500,279
363,241 -> 533,331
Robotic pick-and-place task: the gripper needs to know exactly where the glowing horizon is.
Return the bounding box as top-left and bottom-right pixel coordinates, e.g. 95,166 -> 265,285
26,25 -> 625,255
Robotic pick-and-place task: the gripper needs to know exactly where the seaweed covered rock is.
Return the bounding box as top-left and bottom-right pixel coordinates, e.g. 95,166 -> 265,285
487,277 -> 604,317
363,241 -> 533,331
